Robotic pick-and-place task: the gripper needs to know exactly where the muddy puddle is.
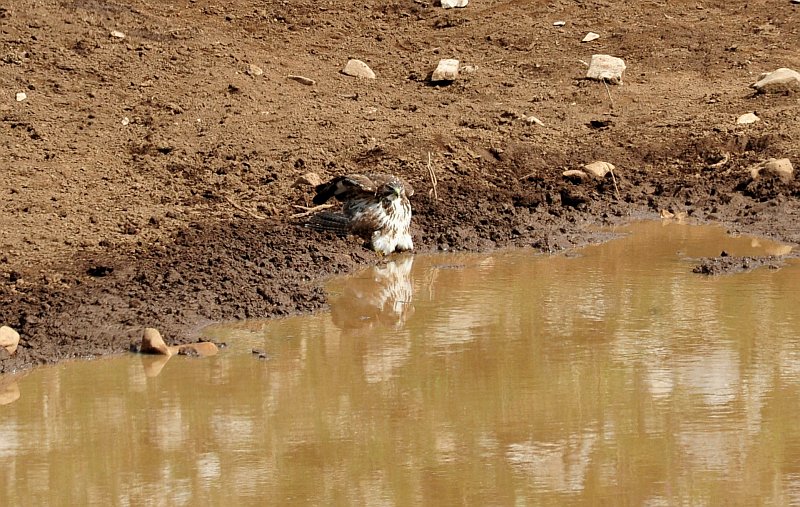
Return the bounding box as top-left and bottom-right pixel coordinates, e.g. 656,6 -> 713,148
2,222 -> 800,505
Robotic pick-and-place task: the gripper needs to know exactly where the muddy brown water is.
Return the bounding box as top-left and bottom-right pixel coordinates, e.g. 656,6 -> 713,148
1,222 -> 800,505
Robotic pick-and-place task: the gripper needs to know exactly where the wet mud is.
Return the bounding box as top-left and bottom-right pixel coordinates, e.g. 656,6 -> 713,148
2,0 -> 800,371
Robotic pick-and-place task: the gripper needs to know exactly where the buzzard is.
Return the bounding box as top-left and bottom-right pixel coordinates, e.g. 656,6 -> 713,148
307,173 -> 414,255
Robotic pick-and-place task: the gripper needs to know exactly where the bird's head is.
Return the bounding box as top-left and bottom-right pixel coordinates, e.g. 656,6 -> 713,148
381,182 -> 404,200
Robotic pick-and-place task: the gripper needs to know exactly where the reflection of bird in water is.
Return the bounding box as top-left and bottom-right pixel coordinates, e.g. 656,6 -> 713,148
330,256 -> 415,331
307,173 -> 414,255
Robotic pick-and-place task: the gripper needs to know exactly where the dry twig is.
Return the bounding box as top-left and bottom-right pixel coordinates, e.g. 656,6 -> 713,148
707,152 -> 730,169
290,203 -> 335,219
224,195 -> 268,220
603,80 -> 615,110
608,167 -> 621,201
427,152 -> 439,200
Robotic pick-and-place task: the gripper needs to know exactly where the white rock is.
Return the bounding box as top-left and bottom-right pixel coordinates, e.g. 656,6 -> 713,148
736,112 -> 760,125
342,59 -> 376,79
582,32 -> 600,42
110,30 -> 126,39
247,64 -> 263,76
15,92 -> 26,102
750,68 -> 800,93
584,161 -> 615,178
0,326 -> 20,355
525,115 -> 545,126
121,117 -> 130,126
431,59 -> 460,82
140,328 -> 171,356
586,54 -> 626,84
750,158 -> 794,182
553,21 -> 566,27
288,75 -> 316,86
441,0 -> 468,8
461,64 -> 478,74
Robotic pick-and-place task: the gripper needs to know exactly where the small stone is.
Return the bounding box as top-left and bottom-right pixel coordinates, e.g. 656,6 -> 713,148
553,21 -> 566,27
660,209 -> 675,219
525,115 -> 545,126
174,342 -> 218,357
562,170 -> 588,183
121,117 -> 130,126
247,64 -> 263,76
751,158 -> 794,182
441,0 -> 468,7
586,54 -> 626,84
0,326 -> 20,355
288,75 -> 316,86
342,59 -> 376,79
431,59 -> 460,82
582,32 -> 600,42
584,161 -> 615,178
292,172 -> 323,188
750,68 -> 800,94
736,112 -> 760,125
461,64 -> 478,74
140,327 -> 171,356
15,92 -> 26,102
110,30 -> 126,39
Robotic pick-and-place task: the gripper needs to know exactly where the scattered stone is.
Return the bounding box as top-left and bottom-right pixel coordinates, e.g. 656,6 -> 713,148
342,59 -> 376,79
583,161 -> 615,178
140,327 -> 171,356
750,68 -> 800,94
750,158 -> 794,182
252,348 -> 270,360
121,117 -> 130,126
175,342 -> 219,357
292,172 -> 323,188
553,21 -> 566,27
0,326 -> 20,355
660,209 -> 674,219
562,169 -> 589,183
582,32 -> 600,42
15,92 -> 26,102
110,30 -> 126,39
736,112 -> 760,125
461,64 -> 478,74
586,54 -> 626,84
247,64 -> 263,76
288,75 -> 316,86
431,59 -> 460,83
441,0 -> 468,7
524,115 -> 545,126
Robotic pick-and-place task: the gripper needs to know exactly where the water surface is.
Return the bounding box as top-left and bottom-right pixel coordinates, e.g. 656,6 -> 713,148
1,222 -> 800,505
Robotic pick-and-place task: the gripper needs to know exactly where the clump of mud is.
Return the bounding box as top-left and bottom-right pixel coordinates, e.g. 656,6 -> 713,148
692,251 -> 784,275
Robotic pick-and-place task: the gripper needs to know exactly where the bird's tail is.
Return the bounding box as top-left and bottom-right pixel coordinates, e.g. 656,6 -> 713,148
305,211 -> 350,235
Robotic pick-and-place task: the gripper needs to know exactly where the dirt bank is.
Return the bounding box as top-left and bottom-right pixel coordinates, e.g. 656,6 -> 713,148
2,0 -> 799,371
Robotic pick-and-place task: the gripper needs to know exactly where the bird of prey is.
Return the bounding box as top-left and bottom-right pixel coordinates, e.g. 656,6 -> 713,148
307,173 -> 414,255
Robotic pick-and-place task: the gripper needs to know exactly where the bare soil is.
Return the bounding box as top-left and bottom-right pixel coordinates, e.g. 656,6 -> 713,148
2,0 -> 799,371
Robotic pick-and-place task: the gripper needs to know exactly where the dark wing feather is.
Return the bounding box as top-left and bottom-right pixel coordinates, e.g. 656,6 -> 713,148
313,174 -> 376,205
312,173 -> 413,204
305,211 -> 350,235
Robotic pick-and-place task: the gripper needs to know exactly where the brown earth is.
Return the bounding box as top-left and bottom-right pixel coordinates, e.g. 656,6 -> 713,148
1,0 -> 799,372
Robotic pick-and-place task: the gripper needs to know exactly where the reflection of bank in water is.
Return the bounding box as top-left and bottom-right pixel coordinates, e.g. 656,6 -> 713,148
328,256 -> 415,331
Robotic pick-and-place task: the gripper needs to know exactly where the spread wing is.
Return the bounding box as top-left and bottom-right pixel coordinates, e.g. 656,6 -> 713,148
312,173 -> 414,205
